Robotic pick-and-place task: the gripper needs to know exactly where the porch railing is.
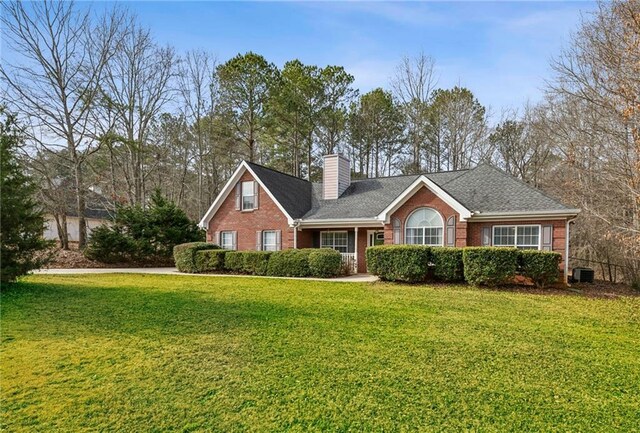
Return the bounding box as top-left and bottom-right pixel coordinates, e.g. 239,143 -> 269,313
341,253 -> 357,274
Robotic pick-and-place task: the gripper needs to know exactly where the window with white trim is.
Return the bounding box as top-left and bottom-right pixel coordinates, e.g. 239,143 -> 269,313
493,225 -> 540,250
320,231 -> 348,253
241,181 -> 255,210
262,230 -> 277,251
220,231 -> 235,250
405,207 -> 444,246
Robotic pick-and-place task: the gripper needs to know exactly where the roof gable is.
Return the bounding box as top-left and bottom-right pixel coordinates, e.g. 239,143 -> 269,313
198,161 -> 312,228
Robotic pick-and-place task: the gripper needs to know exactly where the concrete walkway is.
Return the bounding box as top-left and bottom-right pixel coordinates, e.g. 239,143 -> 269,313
34,267 -> 379,283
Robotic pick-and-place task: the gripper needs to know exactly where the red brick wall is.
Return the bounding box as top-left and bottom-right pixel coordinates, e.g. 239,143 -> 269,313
467,219 -> 567,271
207,171 -> 293,250
385,186 -> 461,246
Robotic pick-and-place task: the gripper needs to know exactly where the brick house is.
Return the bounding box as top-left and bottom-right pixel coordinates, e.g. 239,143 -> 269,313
199,155 -> 580,278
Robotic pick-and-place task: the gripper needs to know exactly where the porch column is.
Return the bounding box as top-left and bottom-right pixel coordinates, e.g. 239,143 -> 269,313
354,227 -> 358,273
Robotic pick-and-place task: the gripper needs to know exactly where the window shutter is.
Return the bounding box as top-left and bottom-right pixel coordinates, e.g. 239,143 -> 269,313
235,182 -> 241,210
253,181 -> 259,209
542,225 -> 553,251
256,231 -> 262,251
275,230 -> 282,250
232,231 -> 237,250
392,218 -> 402,244
446,216 -> 456,246
482,226 -> 491,246
214,231 -> 220,246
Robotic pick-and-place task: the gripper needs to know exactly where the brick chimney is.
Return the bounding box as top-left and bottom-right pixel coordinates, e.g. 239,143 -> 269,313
323,154 -> 350,200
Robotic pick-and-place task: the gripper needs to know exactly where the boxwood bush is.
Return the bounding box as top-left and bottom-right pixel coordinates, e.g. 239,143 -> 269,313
463,247 -> 519,286
366,245 -> 432,283
224,251 -> 245,273
267,249 -> 314,277
519,250 -> 561,288
432,247 -> 465,282
309,249 -> 342,278
241,251 -> 272,276
195,249 -> 226,272
173,242 -> 220,273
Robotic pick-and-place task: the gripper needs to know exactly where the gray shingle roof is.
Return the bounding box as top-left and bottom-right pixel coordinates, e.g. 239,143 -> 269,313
440,164 -> 575,214
247,161 -> 577,221
246,162 -> 312,219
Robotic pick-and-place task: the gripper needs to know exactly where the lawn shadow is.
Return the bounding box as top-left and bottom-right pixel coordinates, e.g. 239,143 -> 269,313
1,281 -> 303,340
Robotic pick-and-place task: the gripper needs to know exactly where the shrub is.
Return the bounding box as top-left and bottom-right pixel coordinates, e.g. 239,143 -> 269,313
173,242 -> 220,273
366,245 -> 432,283
309,249 -> 342,278
224,251 -> 245,273
432,247 -> 465,282
519,250 -> 561,288
241,251 -> 272,276
195,249 -> 226,273
463,247 -> 519,286
86,190 -> 204,265
267,249 -> 313,277
85,226 -> 135,263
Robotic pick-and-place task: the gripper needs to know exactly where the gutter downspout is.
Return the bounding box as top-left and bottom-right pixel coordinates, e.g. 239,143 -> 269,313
292,220 -> 301,249
565,217 -> 578,282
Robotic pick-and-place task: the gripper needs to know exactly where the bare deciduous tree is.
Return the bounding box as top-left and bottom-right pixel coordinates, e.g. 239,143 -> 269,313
1,0 -> 125,247
391,52 -> 437,173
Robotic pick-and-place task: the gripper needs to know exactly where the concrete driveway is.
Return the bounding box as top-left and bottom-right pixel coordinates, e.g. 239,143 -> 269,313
33,267 -> 379,283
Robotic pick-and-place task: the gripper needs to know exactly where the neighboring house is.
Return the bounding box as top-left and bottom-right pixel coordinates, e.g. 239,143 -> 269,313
199,155 -> 580,277
43,188 -> 113,244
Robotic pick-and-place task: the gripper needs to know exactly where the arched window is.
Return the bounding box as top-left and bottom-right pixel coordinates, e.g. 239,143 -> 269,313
405,208 -> 444,246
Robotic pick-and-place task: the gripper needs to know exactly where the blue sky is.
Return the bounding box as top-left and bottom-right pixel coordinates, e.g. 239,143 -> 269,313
5,1 -> 597,113
123,1 -> 596,113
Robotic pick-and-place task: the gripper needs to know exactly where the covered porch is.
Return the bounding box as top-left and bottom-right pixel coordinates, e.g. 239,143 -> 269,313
295,225 -> 386,274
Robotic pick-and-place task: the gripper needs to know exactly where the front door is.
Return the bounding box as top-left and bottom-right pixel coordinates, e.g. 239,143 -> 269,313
368,230 -> 385,247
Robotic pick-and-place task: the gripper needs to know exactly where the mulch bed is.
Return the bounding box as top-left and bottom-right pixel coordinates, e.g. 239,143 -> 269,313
483,280 -> 638,299
42,248 -> 172,269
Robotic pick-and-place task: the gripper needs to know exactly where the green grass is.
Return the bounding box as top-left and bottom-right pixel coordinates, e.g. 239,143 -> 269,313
2,274 -> 639,432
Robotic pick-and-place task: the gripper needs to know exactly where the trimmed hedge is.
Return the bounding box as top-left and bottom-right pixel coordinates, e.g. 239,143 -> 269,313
432,247 -> 465,282
241,251 -> 272,276
267,249 -> 313,277
519,250 -> 561,288
173,242 -> 220,273
308,249 -> 342,278
224,251 -> 272,275
224,251 -> 245,273
463,247 -> 519,286
366,245 -> 432,283
195,249 -> 226,272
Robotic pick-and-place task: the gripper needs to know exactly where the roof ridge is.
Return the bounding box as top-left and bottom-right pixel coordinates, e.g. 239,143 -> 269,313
349,168 -> 470,182
478,163 -> 572,209
245,160 -> 311,183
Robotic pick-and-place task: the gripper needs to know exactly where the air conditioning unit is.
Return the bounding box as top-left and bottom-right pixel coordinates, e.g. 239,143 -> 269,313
572,267 -> 594,283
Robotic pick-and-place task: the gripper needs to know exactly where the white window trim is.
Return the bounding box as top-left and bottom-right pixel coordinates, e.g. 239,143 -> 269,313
262,230 -> 277,251
220,231 -> 235,250
404,207 -> 445,247
492,224 -> 542,250
320,230 -> 349,253
241,181 -> 255,211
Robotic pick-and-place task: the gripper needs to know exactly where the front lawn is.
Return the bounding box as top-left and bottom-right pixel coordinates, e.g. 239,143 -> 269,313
2,274 -> 639,432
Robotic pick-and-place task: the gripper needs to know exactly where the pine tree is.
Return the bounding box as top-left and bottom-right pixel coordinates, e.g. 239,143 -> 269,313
1,107 -> 51,284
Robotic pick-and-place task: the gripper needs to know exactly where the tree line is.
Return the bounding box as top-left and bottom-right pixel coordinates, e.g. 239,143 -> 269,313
1,0 -> 638,285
